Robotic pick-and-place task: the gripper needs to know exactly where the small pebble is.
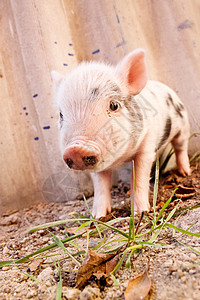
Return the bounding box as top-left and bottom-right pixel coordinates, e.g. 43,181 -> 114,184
190,253 -> 197,261
62,287 -> 81,300
37,267 -> 54,283
2,266 -> 9,271
163,259 -> 173,267
2,246 -> 10,255
189,269 -> 196,275
1,214 -> 20,226
80,286 -> 100,300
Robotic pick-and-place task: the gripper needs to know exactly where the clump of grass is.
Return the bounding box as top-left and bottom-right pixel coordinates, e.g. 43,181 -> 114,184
0,156 -> 199,298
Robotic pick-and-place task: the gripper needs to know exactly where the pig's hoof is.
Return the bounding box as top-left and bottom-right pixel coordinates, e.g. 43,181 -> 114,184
92,207 -> 111,219
133,202 -> 150,213
178,165 -> 191,177
176,150 -> 191,176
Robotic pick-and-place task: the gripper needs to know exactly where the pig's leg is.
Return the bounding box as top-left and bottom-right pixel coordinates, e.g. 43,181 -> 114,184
172,131 -> 191,176
131,151 -> 155,212
91,170 -> 112,219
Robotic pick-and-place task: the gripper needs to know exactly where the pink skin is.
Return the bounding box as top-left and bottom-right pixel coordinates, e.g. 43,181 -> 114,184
52,49 -> 191,219
175,150 -> 191,176
91,170 -> 112,218
172,131 -> 191,176
63,139 -> 101,171
130,138 -> 155,212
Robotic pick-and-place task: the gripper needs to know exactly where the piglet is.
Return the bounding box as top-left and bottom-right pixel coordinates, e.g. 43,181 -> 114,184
51,49 -> 191,218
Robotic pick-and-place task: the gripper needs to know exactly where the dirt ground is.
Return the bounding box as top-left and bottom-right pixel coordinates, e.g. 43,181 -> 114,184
0,159 -> 200,300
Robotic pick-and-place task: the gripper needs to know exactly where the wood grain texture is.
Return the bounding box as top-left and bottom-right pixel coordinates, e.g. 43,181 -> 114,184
0,0 -> 199,213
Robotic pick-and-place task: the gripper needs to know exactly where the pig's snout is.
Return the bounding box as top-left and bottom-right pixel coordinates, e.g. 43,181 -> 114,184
63,141 -> 101,170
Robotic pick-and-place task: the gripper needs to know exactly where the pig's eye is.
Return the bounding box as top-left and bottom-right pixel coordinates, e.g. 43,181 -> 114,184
109,101 -> 119,112
60,112 -> 64,120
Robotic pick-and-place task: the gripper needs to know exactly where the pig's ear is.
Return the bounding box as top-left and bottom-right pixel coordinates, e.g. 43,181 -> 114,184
51,71 -> 64,93
116,49 -> 148,95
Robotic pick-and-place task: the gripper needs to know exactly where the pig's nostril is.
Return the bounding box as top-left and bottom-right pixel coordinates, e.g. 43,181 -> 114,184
65,158 -> 73,168
82,156 -> 97,166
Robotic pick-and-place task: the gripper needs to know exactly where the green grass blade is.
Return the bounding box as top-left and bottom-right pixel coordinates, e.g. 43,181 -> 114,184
0,232 -> 86,268
90,234 -> 107,250
90,219 -> 129,239
175,239 -> 200,255
149,201 -> 180,243
174,202 -> 200,216
131,160 -> 135,240
128,217 -> 133,244
29,218 -> 97,233
138,241 -> 171,248
111,274 -> 119,286
74,221 -> 92,232
189,151 -> 200,163
165,223 -> 200,237
153,153 -> 159,222
14,265 -> 47,286
89,217 -> 130,236
48,230 -> 81,266
154,191 -> 175,225
55,262 -> 62,300
126,249 -> 134,268
110,247 -> 130,275
83,194 -> 93,218
29,217 -> 130,237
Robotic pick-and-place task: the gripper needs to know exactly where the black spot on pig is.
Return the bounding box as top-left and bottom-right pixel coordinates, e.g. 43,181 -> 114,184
157,117 -> 172,150
111,84 -> 121,94
123,95 -> 143,134
89,82 -> 121,102
91,88 -> 99,97
59,111 -> 64,128
166,97 -> 170,107
167,94 -> 184,118
176,103 -> 184,118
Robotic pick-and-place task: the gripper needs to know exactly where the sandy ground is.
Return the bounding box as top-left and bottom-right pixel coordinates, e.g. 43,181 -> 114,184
0,160 -> 200,300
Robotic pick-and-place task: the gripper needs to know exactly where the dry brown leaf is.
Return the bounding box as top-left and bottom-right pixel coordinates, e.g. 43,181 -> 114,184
157,201 -> 165,207
124,266 -> 152,300
76,249 -> 119,289
105,254 -> 120,275
174,185 -> 196,200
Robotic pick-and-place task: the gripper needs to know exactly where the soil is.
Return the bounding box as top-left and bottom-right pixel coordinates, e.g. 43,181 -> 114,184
0,159 -> 200,300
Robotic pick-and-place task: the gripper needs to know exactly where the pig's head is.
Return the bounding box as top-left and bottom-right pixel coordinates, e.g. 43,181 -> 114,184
51,49 -> 147,172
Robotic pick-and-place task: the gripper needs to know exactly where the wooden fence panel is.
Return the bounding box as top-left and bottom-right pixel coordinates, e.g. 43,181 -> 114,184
0,0 -> 199,214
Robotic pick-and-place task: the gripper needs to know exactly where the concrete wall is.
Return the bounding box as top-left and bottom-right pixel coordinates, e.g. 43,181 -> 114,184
0,0 -> 199,214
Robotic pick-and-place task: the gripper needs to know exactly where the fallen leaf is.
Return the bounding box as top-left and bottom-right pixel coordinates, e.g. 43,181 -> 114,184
98,212 -> 115,223
157,201 -> 165,207
125,265 -> 152,300
164,184 -> 174,189
76,249 -> 119,289
174,185 -> 196,200
105,254 -> 120,275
